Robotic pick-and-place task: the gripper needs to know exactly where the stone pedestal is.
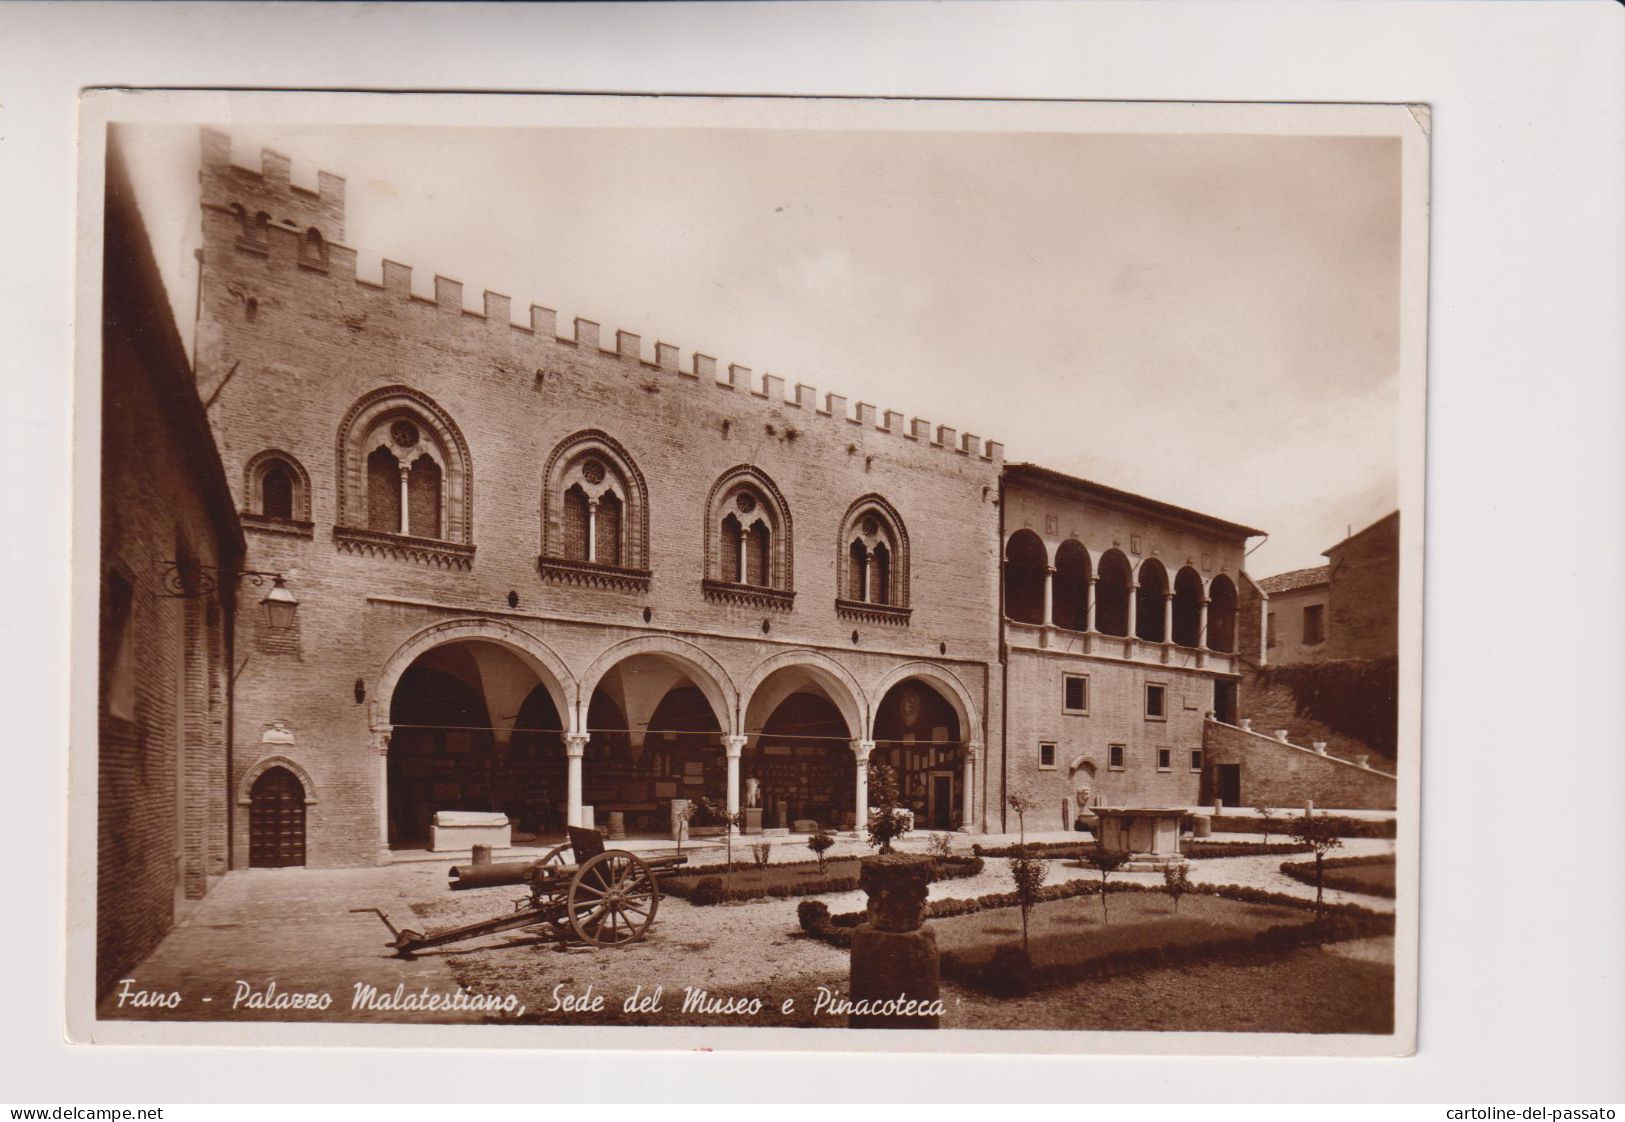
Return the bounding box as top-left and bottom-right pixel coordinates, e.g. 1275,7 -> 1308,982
1191,814 -> 1212,839
1092,807 -> 1188,871
743,807 -> 764,835
848,854 -> 940,1030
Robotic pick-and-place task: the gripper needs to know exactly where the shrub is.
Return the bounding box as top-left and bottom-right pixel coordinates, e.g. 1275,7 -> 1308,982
750,841 -> 773,869
664,854 -> 984,904
806,829 -> 835,875
927,832 -> 954,859
797,899 -> 831,932
1279,854 -> 1396,899
1254,805 -> 1277,844
1162,862 -> 1190,914
689,877 -> 725,907
866,763 -> 910,854
973,840 -> 1093,859
1009,849 -> 1049,953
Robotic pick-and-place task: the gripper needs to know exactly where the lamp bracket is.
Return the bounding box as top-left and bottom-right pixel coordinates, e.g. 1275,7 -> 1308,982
156,561 -> 284,599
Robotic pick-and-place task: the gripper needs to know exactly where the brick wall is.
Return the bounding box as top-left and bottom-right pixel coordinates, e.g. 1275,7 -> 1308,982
99,140 -> 241,995
196,133 -> 1004,865
1004,645 -> 1220,831
1325,512 -> 1400,662
1237,673 -> 1395,770
1201,719 -> 1396,810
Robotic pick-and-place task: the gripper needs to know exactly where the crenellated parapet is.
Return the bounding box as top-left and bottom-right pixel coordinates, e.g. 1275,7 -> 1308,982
198,129 -> 1003,467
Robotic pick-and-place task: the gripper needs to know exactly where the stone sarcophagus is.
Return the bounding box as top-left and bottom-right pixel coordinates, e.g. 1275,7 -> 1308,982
429,810 -> 511,853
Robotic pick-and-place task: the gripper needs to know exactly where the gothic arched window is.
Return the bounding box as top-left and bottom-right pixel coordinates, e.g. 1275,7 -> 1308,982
704,466 -> 793,609
837,495 -> 911,623
335,386 -> 473,569
539,430 -> 650,591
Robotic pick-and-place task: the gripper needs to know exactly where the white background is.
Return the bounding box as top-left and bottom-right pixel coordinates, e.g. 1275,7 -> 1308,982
3,0 -> 1622,1104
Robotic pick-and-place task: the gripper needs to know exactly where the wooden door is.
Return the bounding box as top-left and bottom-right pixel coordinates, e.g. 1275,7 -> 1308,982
249,767 -> 306,868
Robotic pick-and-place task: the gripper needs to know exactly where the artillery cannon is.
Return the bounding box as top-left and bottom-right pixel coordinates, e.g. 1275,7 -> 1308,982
354,827 -> 687,955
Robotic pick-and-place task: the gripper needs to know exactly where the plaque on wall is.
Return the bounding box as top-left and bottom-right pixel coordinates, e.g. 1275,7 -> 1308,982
654,782 -> 677,798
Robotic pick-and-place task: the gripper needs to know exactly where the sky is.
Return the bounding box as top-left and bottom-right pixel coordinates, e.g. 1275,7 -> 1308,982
117,121 -> 1402,576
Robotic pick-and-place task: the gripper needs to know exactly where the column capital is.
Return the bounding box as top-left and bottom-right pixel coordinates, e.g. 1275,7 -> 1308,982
564,732 -> 589,757
1088,574 -> 1099,585
1044,565 -> 1057,576
1163,590 -> 1175,600
721,734 -> 749,758
963,741 -> 982,762
851,739 -> 876,763
370,725 -> 393,754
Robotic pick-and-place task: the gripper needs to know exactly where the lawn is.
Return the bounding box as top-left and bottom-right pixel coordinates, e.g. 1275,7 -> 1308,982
932,891 -> 1309,975
1281,855 -> 1396,898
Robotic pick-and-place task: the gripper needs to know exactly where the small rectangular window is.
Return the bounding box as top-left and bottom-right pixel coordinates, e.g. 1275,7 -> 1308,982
1156,748 -> 1171,772
1038,742 -> 1057,770
1062,673 -> 1089,715
1190,749 -> 1204,773
1108,743 -> 1126,771
1267,611 -> 1278,648
1303,604 -> 1326,645
1145,683 -> 1166,720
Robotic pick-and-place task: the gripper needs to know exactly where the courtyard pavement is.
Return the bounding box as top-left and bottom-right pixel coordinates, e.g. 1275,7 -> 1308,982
99,824 -> 1395,1025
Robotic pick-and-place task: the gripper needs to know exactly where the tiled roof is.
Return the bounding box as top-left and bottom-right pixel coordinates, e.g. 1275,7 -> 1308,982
1004,463 -> 1267,539
1257,565 -> 1330,594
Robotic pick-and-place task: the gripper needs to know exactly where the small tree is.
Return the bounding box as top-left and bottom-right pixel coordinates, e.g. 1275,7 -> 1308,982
1254,804 -> 1277,844
926,832 -> 953,860
806,829 -> 836,875
750,840 -> 774,869
865,763 -> 910,854
1162,862 -> 1190,914
1090,844 -> 1129,924
1006,793 -> 1038,848
1290,812 -> 1345,916
1009,849 -> 1048,955
697,797 -> 744,873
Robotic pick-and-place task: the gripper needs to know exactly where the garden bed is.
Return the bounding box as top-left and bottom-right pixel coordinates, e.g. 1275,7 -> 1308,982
664,854 -> 983,904
1280,854 -> 1396,898
972,839 -> 1094,859
799,877 -> 1393,994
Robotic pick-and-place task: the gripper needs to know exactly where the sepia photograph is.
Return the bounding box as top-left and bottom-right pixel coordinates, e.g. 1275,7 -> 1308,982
77,91 -> 1426,1053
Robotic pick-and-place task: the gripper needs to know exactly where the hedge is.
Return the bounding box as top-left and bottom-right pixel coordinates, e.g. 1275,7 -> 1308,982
671,854 -> 984,905
1185,840 -> 1313,858
1279,854 -> 1397,899
972,840 -> 1095,859
1209,814 -> 1396,839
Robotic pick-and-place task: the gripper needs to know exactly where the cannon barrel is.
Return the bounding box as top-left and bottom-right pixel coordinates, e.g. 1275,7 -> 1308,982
448,860 -> 536,890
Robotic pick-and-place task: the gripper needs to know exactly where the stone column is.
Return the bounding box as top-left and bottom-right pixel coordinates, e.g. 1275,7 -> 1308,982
586,498 -> 598,563
1085,575 -> 1098,632
1126,581 -> 1139,640
372,725 -> 393,863
722,734 -> 748,832
397,464 -> 410,535
849,854 -> 940,1029
1042,565 -> 1056,626
564,733 -> 588,827
960,744 -> 979,832
852,739 -> 874,838
1162,590 -> 1174,645
1198,596 -> 1210,649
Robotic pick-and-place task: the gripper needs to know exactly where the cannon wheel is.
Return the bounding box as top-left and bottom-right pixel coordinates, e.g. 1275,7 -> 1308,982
567,850 -> 660,947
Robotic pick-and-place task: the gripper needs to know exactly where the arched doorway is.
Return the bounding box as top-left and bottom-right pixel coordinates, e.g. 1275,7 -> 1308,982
741,660 -> 863,833
872,677 -> 965,830
249,767 -> 306,868
386,639 -> 566,848
581,651 -> 732,836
